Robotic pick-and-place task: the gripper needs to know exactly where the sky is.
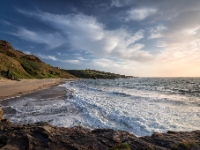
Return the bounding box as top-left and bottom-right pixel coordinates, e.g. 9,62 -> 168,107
0,0 -> 200,77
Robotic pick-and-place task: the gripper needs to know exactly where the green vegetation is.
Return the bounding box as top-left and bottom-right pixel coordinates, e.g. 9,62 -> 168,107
142,145 -> 154,150
0,40 -> 134,80
66,69 -> 134,79
109,143 -> 131,150
0,40 -> 74,79
172,141 -> 198,150
0,53 -> 33,79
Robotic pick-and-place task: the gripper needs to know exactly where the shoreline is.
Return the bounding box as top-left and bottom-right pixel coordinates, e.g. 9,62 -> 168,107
0,110 -> 199,150
0,79 -> 199,149
0,78 -> 74,101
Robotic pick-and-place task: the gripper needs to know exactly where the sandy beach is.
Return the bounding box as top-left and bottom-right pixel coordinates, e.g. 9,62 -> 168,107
0,78 -> 72,100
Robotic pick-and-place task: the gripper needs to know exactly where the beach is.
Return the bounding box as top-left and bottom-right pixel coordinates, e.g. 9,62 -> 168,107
0,78 -> 73,100
0,78 -> 199,150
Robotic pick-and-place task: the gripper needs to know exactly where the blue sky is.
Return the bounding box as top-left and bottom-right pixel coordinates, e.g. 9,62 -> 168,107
1,0 -> 200,77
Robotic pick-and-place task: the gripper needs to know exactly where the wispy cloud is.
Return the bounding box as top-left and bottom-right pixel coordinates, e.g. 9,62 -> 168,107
23,51 -> 31,55
37,53 -> 82,65
111,0 -> 132,7
76,57 -> 88,61
61,59 -> 80,64
16,9 -> 153,62
0,20 -> 12,26
149,25 -> 167,39
156,41 -> 167,48
9,27 -> 66,49
37,54 -> 59,61
90,58 -> 133,70
8,1 -> 200,76
111,0 -> 123,7
125,8 -> 157,21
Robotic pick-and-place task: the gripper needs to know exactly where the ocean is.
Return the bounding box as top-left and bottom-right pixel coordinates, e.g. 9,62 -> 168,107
1,78 -> 200,136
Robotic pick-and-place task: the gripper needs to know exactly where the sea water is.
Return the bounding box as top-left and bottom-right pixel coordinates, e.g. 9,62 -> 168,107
1,78 -> 200,136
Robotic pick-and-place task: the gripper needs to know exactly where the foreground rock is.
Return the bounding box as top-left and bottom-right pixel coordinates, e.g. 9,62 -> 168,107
0,109 -> 199,150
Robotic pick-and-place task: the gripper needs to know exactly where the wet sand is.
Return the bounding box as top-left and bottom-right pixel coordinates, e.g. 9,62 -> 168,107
0,85 -> 80,126
0,78 -> 73,100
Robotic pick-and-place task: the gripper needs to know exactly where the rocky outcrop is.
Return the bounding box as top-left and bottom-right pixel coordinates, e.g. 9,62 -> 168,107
0,108 -> 199,150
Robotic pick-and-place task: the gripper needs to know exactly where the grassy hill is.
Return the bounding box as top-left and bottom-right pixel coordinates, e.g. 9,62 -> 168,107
0,40 -> 134,79
0,40 -> 75,79
65,69 -> 134,79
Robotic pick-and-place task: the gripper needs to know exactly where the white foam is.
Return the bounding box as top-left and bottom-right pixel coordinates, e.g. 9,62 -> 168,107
59,80 -> 200,136
1,79 -> 200,136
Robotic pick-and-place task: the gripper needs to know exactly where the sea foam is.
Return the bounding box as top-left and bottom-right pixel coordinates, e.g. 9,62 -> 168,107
1,78 -> 200,136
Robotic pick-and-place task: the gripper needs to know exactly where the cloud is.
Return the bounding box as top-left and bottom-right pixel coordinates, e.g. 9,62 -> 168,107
9,27 -> 66,49
23,51 -> 31,55
13,1 -> 200,76
153,9 -> 200,66
37,54 -> 59,61
112,0 -> 200,76
156,41 -> 167,48
111,0 -> 123,7
16,9 -> 153,62
61,59 -> 80,64
57,1 -> 200,77
37,53 -> 81,65
110,0 -> 132,7
125,8 -> 157,21
0,20 -> 12,26
90,58 -> 132,69
149,25 -> 167,39
76,57 -> 88,61
91,58 -> 117,68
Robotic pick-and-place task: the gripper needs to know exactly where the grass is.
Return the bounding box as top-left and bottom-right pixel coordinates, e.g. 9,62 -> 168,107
109,143 -> 131,150
1,40 -> 130,79
18,59 -> 74,79
172,141 -> 198,150
66,69 -> 132,79
142,145 -> 154,150
0,52 -> 74,79
0,53 -> 33,79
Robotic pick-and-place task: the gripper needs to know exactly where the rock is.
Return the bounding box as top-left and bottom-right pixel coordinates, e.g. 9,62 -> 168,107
0,114 -> 199,150
0,108 -> 4,120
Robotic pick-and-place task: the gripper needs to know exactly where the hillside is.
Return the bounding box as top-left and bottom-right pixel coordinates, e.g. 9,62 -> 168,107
0,40 -> 75,79
0,40 -> 134,79
65,69 -> 134,79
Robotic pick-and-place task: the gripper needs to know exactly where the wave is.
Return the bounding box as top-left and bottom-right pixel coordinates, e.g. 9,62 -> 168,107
1,78 -> 200,137
59,80 -> 200,136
